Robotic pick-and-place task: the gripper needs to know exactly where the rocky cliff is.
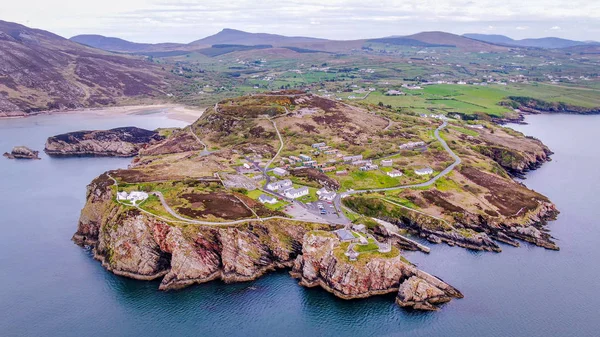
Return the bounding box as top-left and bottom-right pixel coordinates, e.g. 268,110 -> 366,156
74,173 -> 462,310
73,173 -> 330,289
3,146 -> 40,159
45,127 -> 164,157
291,231 -> 463,310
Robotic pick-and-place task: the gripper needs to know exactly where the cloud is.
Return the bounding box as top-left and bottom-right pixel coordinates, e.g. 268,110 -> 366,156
550,26 -> 561,30
3,0 -> 600,42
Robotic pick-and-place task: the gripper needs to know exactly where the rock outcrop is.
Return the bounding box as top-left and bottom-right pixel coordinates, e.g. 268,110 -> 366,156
3,146 -> 40,159
74,173 -> 462,310
291,231 -> 463,310
45,127 -> 164,157
508,96 -> 600,115
73,173 -> 328,290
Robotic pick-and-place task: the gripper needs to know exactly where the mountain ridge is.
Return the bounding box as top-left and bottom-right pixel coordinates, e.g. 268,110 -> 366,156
0,20 -> 178,115
463,33 -> 599,49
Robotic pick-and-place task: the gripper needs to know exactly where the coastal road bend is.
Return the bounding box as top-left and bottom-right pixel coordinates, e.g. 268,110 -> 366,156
149,191 -> 330,226
334,120 -> 461,222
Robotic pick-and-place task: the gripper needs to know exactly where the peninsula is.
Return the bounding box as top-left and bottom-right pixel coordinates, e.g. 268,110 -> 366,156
73,91 -> 558,310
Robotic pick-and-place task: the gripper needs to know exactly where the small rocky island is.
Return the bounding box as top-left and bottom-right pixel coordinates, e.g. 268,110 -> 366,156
45,126 -> 164,157
73,92 -> 561,311
4,146 -> 41,159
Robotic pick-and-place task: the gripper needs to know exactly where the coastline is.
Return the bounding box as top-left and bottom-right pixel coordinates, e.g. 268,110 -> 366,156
0,104 -> 206,124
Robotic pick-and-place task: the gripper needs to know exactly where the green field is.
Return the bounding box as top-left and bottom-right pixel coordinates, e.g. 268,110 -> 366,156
336,170 -> 401,190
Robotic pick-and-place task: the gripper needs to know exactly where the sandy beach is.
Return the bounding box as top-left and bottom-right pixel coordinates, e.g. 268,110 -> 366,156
0,104 -> 206,124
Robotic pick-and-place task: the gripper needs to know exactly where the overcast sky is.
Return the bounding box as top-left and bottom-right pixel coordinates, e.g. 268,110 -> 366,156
4,0 -> 599,43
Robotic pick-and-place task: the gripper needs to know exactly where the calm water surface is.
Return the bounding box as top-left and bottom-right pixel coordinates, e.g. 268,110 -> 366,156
1,113 -> 599,336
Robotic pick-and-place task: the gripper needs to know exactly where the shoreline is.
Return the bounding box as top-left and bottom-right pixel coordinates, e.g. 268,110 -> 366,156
0,104 -> 207,124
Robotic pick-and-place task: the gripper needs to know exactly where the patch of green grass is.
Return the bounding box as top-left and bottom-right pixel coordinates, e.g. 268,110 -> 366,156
434,176 -> 461,192
355,238 -> 380,252
450,126 -> 479,137
338,170 -> 401,190
383,196 -> 418,209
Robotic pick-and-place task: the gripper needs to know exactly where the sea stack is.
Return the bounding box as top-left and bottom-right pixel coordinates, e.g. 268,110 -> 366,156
3,146 -> 41,159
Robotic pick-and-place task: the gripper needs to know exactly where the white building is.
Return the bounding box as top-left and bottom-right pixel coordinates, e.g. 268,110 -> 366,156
343,155 -> 363,163
414,167 -> 434,175
381,159 -> 393,167
117,191 -> 149,205
266,179 -> 293,191
258,194 -> 277,204
317,187 -> 336,201
359,164 -> 378,171
399,141 -> 425,150
387,170 -> 403,178
285,186 -> 309,199
273,167 -> 289,176
467,124 -> 485,129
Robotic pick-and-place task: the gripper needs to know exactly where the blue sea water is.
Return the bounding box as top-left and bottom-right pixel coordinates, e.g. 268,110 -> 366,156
1,112 -> 599,337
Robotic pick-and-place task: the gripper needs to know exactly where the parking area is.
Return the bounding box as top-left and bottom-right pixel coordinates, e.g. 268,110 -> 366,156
305,200 -> 348,225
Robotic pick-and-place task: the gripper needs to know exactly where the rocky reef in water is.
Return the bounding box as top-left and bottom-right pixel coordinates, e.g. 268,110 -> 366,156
45,127 -> 164,157
290,231 -> 462,310
3,146 -> 40,159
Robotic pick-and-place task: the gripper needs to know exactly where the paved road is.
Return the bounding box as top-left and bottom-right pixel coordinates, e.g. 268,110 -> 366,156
151,191 -> 329,225
334,120 -> 461,223
262,118 -> 284,182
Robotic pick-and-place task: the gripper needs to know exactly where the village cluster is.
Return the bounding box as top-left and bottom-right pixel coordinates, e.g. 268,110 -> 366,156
254,140 -> 435,206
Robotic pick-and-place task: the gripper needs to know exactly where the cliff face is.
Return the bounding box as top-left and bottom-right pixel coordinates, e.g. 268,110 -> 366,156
291,231 -> 463,310
74,173 -> 462,310
45,127 -> 164,157
73,174 -> 328,290
474,143 -> 551,177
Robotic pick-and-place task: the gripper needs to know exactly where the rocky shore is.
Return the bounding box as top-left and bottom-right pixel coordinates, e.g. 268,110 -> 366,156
3,146 -> 40,159
45,127 -> 164,157
290,231 -> 463,310
73,173 -> 462,310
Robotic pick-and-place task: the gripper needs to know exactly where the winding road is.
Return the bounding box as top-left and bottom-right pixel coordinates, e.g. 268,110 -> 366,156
334,120 -> 461,222
150,191 -> 329,226
109,113 -> 460,227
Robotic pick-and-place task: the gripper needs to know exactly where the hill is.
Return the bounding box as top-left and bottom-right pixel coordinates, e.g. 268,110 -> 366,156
462,34 -> 515,45
366,37 -> 454,48
190,28 -> 329,47
405,32 -> 508,52
464,33 -> 597,49
70,34 -> 186,53
0,20 -> 178,116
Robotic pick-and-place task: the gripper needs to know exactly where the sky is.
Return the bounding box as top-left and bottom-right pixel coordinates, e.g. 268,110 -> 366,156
3,0 -> 600,43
